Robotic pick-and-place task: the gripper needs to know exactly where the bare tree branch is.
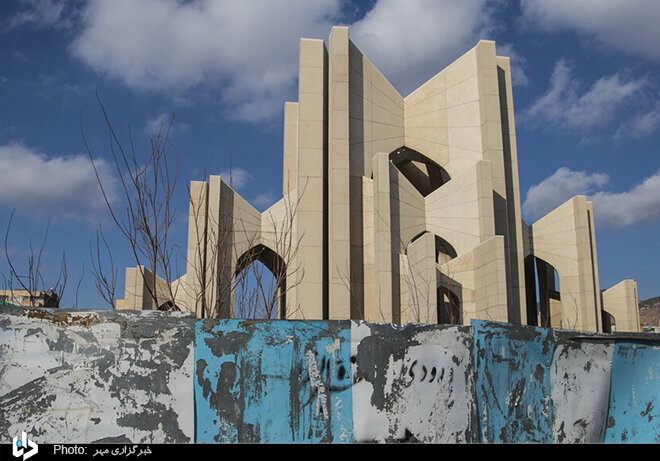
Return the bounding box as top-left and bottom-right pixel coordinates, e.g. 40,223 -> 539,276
89,226 -> 118,309
81,91 -> 181,311
2,209 -> 67,307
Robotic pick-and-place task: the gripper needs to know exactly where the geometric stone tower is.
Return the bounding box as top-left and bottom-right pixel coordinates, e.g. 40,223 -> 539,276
118,26 -> 640,332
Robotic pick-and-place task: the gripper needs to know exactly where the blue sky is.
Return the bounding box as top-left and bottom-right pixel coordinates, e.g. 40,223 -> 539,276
0,0 -> 659,308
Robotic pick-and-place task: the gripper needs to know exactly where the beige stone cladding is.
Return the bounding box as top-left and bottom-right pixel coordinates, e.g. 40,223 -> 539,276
119,266 -> 174,311
295,38 -> 327,320
402,39 -> 525,326
0,289 -> 59,308
117,26 -> 639,333
602,279 -> 640,332
526,196 -> 603,331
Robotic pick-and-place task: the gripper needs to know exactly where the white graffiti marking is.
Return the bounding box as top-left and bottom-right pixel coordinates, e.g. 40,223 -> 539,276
305,350 -> 329,421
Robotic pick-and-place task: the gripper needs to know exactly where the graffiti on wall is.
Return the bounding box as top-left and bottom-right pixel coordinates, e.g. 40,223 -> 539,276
1,308 -> 659,444
194,319 -> 352,443
351,321 -> 476,443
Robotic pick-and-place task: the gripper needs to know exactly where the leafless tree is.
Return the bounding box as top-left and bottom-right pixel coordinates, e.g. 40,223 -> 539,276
88,226 -> 117,310
82,92 -> 307,318
186,174 -> 306,320
233,185 -> 306,319
73,263 -> 85,309
180,166 -> 257,319
2,209 -> 67,307
82,92 -> 181,311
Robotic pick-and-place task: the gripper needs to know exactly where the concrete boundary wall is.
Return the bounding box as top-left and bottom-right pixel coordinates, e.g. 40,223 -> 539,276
1,308 -> 658,444
0,309 -> 195,444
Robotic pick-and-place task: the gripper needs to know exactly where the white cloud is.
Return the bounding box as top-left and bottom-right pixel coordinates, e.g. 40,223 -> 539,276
614,106 -> 660,140
523,59 -> 645,131
70,0 -> 343,122
0,142 -> 117,220
495,43 -> 529,87
523,167 -> 608,221
218,167 -> 252,190
521,0 -> 660,62
523,167 -> 660,230
350,0 -> 495,96
145,113 -> 172,137
252,191 -> 278,211
591,171 -> 660,229
9,0 -> 80,30
145,112 -> 190,137
65,0 -> 503,120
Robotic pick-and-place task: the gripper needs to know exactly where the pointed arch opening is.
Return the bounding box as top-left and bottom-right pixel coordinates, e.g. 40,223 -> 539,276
434,235 -> 458,265
234,244 -> 287,319
406,231 -> 462,325
408,231 -> 458,264
525,255 -> 561,328
437,287 -> 461,325
389,146 -> 450,196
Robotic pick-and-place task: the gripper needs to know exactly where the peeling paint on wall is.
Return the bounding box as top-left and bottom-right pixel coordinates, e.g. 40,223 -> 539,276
605,341 -> 660,443
473,320 -> 554,443
1,308 -> 659,444
350,321 -> 476,443
550,332 -> 613,443
0,309 -> 195,444
194,319 -> 353,443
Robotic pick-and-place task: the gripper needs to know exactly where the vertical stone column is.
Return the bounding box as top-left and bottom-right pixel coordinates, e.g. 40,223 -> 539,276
403,232 -> 438,323
185,180 -> 208,317
372,152 -> 395,323
584,201 -> 602,331
602,280 -> 640,332
475,41 -> 526,324
282,102 -> 299,195
206,175 -> 234,318
123,267 -> 142,310
294,38 -> 328,319
530,196 -> 602,332
496,55 -> 527,325
328,26 -> 352,319
362,177 -> 376,321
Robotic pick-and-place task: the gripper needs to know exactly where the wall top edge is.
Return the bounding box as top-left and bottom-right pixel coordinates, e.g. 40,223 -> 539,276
2,307 -> 656,339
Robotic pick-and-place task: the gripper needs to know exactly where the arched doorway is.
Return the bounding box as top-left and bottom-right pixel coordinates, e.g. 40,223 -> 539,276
437,287 -> 461,325
234,244 -> 287,319
524,255 -> 561,328
434,235 -> 457,265
406,231 -> 462,325
602,310 -> 616,333
389,146 -> 451,196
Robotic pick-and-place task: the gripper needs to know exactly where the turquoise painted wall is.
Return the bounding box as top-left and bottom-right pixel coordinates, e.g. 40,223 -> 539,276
1,308 -> 658,444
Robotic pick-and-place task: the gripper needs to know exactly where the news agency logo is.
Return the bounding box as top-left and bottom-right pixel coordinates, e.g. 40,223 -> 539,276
12,431 -> 38,460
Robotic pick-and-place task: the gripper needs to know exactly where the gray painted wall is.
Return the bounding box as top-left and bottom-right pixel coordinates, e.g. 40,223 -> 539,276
0,308 -> 657,443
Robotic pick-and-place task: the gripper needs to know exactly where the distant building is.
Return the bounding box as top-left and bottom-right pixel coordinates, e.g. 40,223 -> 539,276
118,27 -> 640,332
0,289 -> 59,308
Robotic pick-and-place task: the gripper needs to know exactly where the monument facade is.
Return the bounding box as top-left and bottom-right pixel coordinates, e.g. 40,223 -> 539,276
118,27 -> 639,332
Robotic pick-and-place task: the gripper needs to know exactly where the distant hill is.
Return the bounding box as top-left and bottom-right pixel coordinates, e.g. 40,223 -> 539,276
639,296 -> 660,328
640,296 -> 660,309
